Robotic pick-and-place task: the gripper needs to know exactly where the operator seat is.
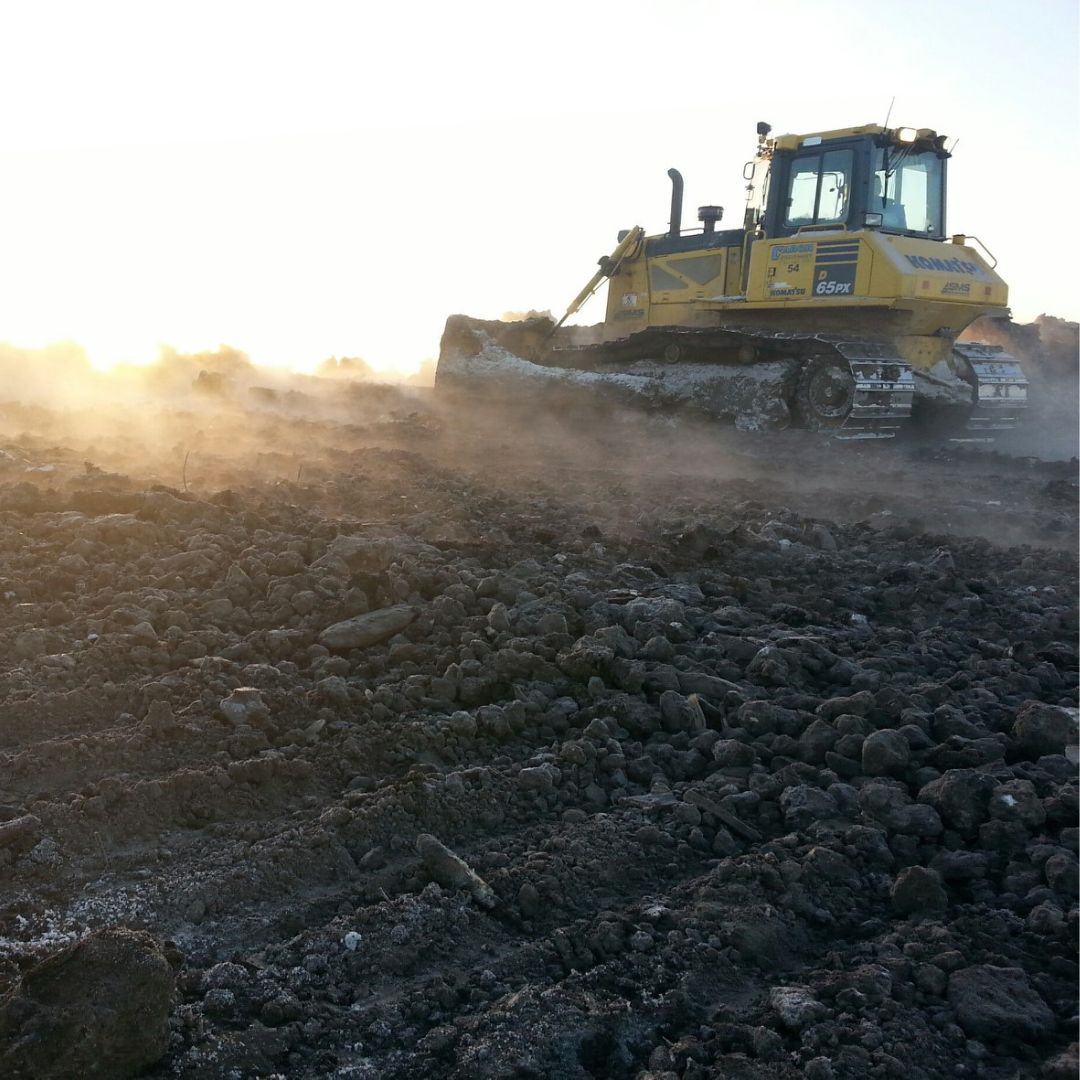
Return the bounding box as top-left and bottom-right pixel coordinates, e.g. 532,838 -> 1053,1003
882,198 -> 907,231
873,176 -> 907,231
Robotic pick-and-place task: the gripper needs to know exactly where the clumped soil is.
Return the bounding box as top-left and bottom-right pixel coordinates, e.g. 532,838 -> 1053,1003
0,375 -> 1076,1080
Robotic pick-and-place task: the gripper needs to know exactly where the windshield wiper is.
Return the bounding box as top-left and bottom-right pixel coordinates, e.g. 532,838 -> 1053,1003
884,144 -> 914,187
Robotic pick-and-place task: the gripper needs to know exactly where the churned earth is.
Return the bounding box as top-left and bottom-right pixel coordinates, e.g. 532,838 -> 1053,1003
0,361 -> 1076,1080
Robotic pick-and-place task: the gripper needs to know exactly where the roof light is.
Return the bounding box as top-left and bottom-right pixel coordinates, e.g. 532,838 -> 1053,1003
896,127 -> 918,143
802,136 -> 822,147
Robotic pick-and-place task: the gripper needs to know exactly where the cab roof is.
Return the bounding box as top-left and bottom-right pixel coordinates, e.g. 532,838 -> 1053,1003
771,125 -> 943,151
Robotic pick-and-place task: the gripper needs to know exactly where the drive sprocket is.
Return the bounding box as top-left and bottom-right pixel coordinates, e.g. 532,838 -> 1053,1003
794,355 -> 854,430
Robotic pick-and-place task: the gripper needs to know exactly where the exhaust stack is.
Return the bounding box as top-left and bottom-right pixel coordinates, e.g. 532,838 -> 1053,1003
667,168 -> 684,238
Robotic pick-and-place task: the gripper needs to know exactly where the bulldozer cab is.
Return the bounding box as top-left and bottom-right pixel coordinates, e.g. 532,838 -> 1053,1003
754,125 -> 949,241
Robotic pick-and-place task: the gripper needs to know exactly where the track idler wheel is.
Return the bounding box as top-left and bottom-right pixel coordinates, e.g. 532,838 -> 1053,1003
794,355 -> 855,431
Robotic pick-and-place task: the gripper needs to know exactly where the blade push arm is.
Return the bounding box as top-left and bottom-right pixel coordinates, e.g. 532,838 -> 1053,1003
552,226 -> 644,332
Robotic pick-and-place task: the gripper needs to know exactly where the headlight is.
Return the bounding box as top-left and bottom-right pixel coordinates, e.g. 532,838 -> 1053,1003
896,127 -> 918,143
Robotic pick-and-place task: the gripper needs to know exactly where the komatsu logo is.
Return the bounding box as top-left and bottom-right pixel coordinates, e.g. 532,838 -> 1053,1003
906,254 -> 982,275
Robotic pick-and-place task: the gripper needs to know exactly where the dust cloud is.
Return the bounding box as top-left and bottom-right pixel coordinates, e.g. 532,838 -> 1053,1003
0,314 -> 1074,551
501,309 -> 555,322
961,314 -> 1079,461
0,341 -> 437,498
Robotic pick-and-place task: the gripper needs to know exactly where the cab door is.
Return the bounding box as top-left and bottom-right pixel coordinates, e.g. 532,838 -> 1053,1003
765,140 -> 861,239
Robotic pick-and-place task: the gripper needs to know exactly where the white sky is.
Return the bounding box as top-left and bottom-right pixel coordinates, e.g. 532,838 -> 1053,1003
0,0 -> 1076,372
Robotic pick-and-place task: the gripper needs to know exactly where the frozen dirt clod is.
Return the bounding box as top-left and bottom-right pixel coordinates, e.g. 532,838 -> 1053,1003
1011,701 -> 1078,758
0,814 -> 42,851
318,604 -> 417,651
769,985 -> 829,1030
890,864 -> 948,915
946,964 -> 1057,1043
415,833 -> 497,910
218,686 -> 269,725
0,928 -> 175,1079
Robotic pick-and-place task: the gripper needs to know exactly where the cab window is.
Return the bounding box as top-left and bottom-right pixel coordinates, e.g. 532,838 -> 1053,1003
784,148 -> 852,228
871,148 -> 944,236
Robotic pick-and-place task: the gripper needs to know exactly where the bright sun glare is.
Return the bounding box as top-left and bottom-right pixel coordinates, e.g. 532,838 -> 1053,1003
80,335 -> 163,373
0,1 -> 1075,374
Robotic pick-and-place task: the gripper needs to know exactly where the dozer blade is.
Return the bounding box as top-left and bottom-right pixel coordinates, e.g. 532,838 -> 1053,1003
437,317 -> 922,438
952,343 -> 1028,434
830,340 -> 915,440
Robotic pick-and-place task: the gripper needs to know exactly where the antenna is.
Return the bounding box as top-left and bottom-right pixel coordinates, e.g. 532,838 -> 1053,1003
947,138 -> 960,155
883,96 -> 895,129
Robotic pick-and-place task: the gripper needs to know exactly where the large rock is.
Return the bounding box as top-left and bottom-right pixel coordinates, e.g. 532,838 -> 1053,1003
1011,701 -> 1077,759
816,690 -> 874,722
1044,852 -> 1080,896
736,700 -> 798,737
219,687 -> 269,726
0,814 -> 43,852
987,778 -> 1046,829
916,769 -> 996,835
319,605 -> 416,650
769,986 -> 828,1029
325,535 -> 436,572
416,834 -> 495,909
779,785 -> 840,830
658,691 -> 706,734
861,781 -> 943,836
799,719 -> 838,763
1041,1043 -> 1079,1080
891,865 -> 947,915
861,729 -> 909,775
947,965 -> 1055,1042
0,928 -> 175,1079
677,671 -> 743,700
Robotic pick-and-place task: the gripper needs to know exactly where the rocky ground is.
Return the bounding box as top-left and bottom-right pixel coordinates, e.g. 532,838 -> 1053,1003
0,372 -> 1076,1079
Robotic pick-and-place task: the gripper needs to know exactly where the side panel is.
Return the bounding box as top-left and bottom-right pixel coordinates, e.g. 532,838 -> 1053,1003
746,234 -> 874,303
645,246 -> 732,328
869,233 -> 1008,308
744,231 -> 1008,316
603,256 -> 651,339
604,242 -> 742,338
648,246 -> 731,302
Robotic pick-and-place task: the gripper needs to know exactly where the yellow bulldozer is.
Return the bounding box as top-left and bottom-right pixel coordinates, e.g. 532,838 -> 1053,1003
437,121 -> 1027,438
